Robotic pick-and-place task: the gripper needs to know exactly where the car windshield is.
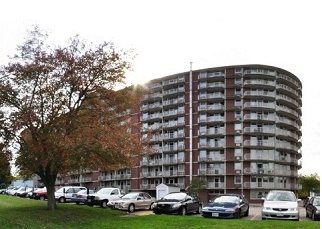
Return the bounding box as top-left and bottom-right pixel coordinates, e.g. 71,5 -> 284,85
213,196 -> 239,204
313,198 -> 320,206
266,191 -> 296,201
121,193 -> 139,199
162,193 -> 186,200
97,188 -> 113,194
55,187 -> 64,193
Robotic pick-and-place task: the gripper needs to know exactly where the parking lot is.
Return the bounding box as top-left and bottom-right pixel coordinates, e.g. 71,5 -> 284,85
133,204 -> 312,221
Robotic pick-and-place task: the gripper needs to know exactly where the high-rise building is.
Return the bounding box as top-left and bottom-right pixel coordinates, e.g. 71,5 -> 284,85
57,64 -> 303,203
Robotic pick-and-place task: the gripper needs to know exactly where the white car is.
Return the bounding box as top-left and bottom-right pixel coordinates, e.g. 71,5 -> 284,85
54,186 -> 87,203
261,190 -> 300,221
87,187 -> 122,208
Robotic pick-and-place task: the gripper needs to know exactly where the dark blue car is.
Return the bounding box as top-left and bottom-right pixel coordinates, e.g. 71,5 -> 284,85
202,194 -> 249,218
71,189 -> 96,204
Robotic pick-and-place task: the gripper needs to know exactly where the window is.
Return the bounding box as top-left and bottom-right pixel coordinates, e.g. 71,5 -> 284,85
235,175 -> 242,184
235,99 -> 242,107
199,125 -> 206,134
234,162 -> 242,170
235,78 -> 242,85
200,137 -> 206,146
235,88 -> 242,96
200,163 -> 207,170
199,150 -> 207,158
235,68 -> 242,74
235,123 -> 242,131
234,148 -> 242,157
234,135 -> 242,144
235,111 -> 242,119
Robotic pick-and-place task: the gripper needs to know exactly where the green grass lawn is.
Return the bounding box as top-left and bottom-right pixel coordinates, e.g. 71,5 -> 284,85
0,195 -> 319,229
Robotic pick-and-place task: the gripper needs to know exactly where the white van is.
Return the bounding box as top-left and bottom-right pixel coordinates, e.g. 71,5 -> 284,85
55,186 -> 87,203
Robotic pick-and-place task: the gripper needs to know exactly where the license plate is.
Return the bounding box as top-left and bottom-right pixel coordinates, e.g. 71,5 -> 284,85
88,199 -> 91,202
276,213 -> 283,216
212,213 -> 219,217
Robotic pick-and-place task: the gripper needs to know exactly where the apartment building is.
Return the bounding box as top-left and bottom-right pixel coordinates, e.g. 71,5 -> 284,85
56,64 -> 302,203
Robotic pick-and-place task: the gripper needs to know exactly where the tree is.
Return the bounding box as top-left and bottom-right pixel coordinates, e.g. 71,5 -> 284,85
0,26 -> 149,210
185,177 -> 207,195
0,144 -> 13,187
298,173 -> 320,198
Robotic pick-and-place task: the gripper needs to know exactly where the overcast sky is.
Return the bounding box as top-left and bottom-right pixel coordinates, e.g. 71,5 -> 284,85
0,0 -> 320,176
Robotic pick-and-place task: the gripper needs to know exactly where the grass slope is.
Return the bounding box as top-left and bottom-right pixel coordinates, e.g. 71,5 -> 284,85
0,195 -> 319,229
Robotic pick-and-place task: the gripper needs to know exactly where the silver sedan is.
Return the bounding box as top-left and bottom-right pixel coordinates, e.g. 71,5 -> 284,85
110,192 -> 155,213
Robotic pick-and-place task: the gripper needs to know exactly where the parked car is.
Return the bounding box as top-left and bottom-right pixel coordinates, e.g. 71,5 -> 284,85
306,196 -> 320,221
261,190 -> 300,221
55,186 -> 87,203
151,192 -> 202,215
71,189 -> 96,205
3,186 -> 15,195
201,194 -> 249,218
87,187 -> 123,208
10,187 -> 26,196
31,187 -> 47,200
7,186 -> 21,196
110,192 -> 155,213
303,196 -> 313,207
16,187 -> 33,198
26,188 -> 39,198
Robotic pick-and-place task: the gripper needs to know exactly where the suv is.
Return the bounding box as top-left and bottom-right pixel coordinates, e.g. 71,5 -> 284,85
55,186 -> 87,203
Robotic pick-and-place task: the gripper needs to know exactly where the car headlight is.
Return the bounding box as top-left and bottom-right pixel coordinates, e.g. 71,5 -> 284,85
316,210 -> 320,214
172,203 -> 181,208
151,203 -> 157,208
264,207 -> 272,210
225,208 -> 236,212
202,207 -> 208,211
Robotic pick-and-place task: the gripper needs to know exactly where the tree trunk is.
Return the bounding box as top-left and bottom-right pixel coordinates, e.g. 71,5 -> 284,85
45,178 -> 57,210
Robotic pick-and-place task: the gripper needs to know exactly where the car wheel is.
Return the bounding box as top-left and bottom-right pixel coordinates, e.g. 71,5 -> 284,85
306,210 -> 309,217
39,196 -> 45,201
180,206 -> 187,216
149,203 -> 153,210
76,201 -> 80,205
196,205 -> 202,214
312,212 -> 316,221
101,200 -> 108,208
59,197 -> 65,203
128,204 -> 135,213
244,207 -> 249,217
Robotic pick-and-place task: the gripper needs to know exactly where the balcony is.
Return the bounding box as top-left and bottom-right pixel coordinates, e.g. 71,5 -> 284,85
243,140 -> 275,147
243,182 -> 291,190
207,182 -> 225,189
243,69 -> 276,76
198,104 -> 224,111
198,168 -> 224,175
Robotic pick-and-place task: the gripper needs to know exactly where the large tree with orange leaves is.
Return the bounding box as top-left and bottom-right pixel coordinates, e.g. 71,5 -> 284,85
0,26 -> 148,210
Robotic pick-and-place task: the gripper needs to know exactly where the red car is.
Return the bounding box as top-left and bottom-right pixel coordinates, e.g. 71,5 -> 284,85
31,187 -> 47,200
